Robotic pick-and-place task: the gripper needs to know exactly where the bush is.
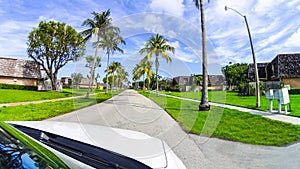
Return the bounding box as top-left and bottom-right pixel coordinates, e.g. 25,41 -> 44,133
289,88 -> 300,94
0,83 -> 37,91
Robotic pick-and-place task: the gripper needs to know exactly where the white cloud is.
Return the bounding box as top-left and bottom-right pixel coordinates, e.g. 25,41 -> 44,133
149,0 -> 185,17
284,28 -> 300,47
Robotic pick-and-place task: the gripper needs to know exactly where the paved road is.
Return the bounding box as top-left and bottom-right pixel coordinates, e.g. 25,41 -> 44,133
48,90 -> 300,169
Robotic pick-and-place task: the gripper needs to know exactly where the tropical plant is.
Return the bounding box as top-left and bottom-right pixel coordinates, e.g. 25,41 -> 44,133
27,21 -> 85,90
139,34 -> 175,96
105,61 -> 121,89
116,66 -> 129,88
85,55 -> 101,91
81,10 -> 113,97
71,73 -> 83,89
193,0 -> 210,111
99,28 -> 125,93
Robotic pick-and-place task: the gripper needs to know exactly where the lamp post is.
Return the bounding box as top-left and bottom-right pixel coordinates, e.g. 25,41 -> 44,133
225,5 -> 260,107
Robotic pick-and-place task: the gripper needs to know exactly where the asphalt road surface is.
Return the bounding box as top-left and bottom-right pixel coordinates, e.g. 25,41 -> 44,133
48,90 -> 300,169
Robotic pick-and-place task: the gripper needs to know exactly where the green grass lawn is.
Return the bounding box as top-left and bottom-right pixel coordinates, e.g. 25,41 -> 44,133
0,88 -> 106,104
163,91 -> 300,117
0,92 -> 113,121
141,91 -> 300,146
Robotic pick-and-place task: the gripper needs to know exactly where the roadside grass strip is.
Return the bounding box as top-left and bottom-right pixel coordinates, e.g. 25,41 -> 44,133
163,91 -> 300,117
0,93 -> 112,121
140,91 -> 300,146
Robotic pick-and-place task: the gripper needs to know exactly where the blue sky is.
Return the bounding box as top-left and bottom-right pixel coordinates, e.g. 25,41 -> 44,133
1,0 -> 300,81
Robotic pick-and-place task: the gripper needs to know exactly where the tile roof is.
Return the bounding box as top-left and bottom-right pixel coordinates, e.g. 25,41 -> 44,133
0,57 -> 41,79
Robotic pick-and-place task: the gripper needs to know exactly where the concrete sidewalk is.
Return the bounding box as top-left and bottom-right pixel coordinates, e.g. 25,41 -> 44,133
159,93 -> 300,125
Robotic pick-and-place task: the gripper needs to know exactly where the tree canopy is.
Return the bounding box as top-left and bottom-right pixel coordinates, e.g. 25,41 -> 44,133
139,34 -> 175,96
27,21 -> 85,90
222,63 -> 249,90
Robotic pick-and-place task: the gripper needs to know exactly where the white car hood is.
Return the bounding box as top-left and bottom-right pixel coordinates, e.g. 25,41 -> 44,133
9,121 -> 174,168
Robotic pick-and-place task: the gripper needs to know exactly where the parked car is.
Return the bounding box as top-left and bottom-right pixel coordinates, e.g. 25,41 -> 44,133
0,121 -> 186,169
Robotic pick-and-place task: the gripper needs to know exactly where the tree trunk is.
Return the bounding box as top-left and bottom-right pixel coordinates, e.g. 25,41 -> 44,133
199,0 -> 210,111
155,55 -> 159,96
51,73 -> 57,91
106,52 -> 110,94
86,38 -> 99,98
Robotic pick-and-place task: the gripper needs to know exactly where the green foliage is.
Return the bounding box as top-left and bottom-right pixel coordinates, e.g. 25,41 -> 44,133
0,83 -> 37,91
139,34 -> 175,95
222,63 -> 249,90
27,21 -> 85,90
140,91 -> 300,146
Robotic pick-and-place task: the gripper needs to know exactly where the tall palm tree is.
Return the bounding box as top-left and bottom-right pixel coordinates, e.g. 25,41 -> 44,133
99,29 -> 125,93
194,0 -> 211,111
81,10 -> 112,98
139,34 -> 175,96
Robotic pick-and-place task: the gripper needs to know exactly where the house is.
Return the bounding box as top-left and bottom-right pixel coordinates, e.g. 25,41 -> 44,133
267,53 -> 300,88
248,62 -> 269,81
79,77 -> 96,88
0,57 -> 41,86
60,77 -> 72,88
248,53 -> 300,88
172,75 -> 225,91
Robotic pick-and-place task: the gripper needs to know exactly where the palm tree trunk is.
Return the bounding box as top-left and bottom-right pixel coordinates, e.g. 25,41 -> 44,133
86,38 -> 99,98
155,55 -> 159,96
199,0 -> 210,111
106,52 -> 110,94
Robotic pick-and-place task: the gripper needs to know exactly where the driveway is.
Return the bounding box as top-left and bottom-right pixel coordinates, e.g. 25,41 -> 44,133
48,90 -> 300,169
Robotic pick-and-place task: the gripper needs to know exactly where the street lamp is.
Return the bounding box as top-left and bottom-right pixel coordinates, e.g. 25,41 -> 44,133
225,5 -> 260,107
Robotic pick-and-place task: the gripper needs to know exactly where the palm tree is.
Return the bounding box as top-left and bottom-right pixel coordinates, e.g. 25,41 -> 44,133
132,63 -> 143,89
139,58 -> 153,90
81,10 -> 112,98
194,0 -> 211,111
99,29 -> 125,93
105,61 -> 121,90
116,66 -> 129,88
139,34 -> 175,96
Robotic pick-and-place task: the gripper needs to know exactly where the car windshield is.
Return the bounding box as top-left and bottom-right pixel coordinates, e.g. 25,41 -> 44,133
0,127 -> 55,169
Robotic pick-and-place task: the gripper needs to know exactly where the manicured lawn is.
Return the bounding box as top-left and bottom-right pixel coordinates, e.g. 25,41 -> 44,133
0,92 -> 112,121
0,88 -> 105,103
164,91 -> 300,117
141,91 -> 300,146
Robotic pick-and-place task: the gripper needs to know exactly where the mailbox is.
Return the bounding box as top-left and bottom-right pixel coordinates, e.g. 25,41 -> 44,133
265,88 -> 290,114
277,88 -> 290,105
265,89 -> 274,100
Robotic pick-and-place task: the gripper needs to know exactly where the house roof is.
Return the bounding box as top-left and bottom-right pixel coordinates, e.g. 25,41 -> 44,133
271,53 -> 300,78
0,57 -> 41,79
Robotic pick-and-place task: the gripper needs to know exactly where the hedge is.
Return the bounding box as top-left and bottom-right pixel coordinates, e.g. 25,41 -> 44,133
0,83 -> 38,91
289,88 -> 300,94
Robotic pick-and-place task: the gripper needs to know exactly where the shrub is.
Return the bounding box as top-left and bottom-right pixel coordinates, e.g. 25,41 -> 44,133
0,83 -> 37,91
289,88 -> 300,94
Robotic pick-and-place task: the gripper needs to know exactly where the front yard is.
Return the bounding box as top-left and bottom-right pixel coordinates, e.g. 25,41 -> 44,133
141,91 -> 300,146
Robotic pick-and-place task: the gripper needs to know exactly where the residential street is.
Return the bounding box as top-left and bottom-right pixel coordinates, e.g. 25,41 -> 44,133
48,90 -> 300,169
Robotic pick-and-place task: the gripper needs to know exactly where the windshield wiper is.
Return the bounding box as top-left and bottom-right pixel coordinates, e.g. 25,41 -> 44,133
10,124 -> 152,169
